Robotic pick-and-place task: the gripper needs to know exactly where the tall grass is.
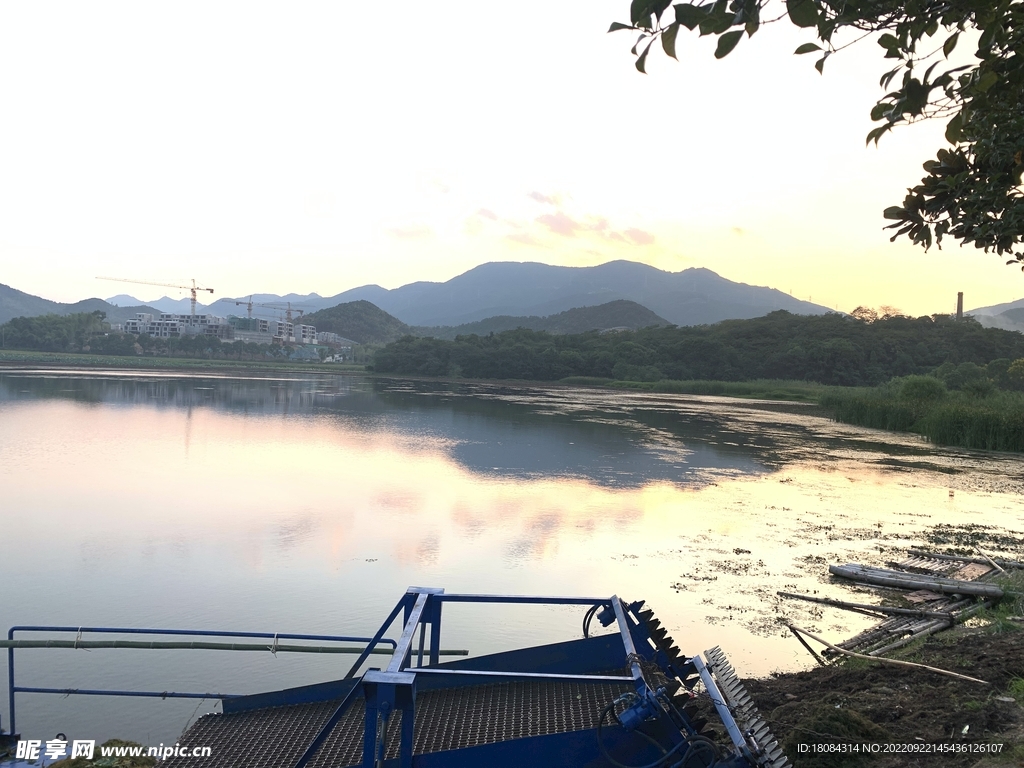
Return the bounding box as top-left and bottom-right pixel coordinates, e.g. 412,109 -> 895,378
822,377 -> 1024,452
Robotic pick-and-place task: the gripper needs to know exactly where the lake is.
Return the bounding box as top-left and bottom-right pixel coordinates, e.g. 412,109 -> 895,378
1,368 -> 1022,748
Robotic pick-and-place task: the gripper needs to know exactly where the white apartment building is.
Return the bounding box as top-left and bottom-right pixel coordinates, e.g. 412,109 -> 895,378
123,313 -> 233,339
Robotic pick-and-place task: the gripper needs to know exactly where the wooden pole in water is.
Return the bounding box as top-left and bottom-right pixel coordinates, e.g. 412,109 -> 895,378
786,624 -> 989,685
828,564 -> 1004,598
906,550 -> 1024,570
786,624 -> 826,666
777,591 -> 958,619
975,546 -> 1007,575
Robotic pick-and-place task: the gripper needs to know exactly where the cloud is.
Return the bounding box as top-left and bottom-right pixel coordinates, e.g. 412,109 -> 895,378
388,224 -> 433,239
536,211 -> 582,237
528,191 -> 559,205
623,228 -> 655,246
476,208 -> 499,220
505,232 -> 545,247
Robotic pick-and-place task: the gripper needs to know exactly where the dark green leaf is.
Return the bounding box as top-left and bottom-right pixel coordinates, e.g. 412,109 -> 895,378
786,0 -> 818,29
975,71 -> 998,93
744,0 -> 760,35
662,22 -> 680,58
635,40 -> 654,72
814,52 -> 829,73
710,9 -> 734,34
715,29 -> 743,58
879,66 -> 900,89
870,102 -> 890,121
883,206 -> 905,220
630,0 -> 654,24
626,0 -> 675,23
865,125 -> 889,145
877,33 -> 899,51
942,31 -> 959,58
608,21 -> 635,32
794,42 -> 821,54
978,24 -> 997,50
674,2 -> 706,29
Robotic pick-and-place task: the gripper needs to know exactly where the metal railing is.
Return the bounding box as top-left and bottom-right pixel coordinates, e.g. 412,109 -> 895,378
295,589 -> 634,768
4,624 -> 397,737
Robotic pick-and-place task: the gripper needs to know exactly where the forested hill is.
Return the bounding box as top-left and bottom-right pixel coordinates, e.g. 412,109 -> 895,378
415,300 -> 669,340
374,311 -> 1024,386
0,283 -> 158,325
302,300 -> 412,344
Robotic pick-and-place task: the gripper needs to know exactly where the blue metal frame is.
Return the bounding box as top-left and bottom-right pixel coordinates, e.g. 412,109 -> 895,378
291,587 -> 674,768
6,624 -> 396,737
6,589 -> 764,768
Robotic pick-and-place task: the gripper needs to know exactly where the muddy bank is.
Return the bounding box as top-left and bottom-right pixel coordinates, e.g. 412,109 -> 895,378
732,629 -> 1024,767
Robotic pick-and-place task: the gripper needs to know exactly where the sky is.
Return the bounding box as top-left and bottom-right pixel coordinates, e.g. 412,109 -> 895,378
0,1 -> 1018,316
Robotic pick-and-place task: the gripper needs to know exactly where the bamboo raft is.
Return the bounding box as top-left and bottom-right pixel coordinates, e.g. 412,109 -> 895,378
780,549 -> 1020,659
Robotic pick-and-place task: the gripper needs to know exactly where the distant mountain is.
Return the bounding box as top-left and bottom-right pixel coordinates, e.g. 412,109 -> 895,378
1000,307 -> 1024,324
418,300 -> 670,340
324,260 -> 832,327
105,292 -> 327,317
966,297 -> 1024,316
964,299 -> 1024,334
1,283 -> 160,325
11,259 -> 833,330
302,301 -> 412,345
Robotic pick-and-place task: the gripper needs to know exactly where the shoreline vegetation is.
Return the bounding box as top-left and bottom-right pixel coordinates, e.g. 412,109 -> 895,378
5,308 -> 1024,452
5,350 -> 1024,454
0,349 -> 367,376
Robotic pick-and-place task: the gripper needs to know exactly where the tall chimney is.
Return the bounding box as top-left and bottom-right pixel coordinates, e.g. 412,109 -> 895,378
956,292 -> 964,320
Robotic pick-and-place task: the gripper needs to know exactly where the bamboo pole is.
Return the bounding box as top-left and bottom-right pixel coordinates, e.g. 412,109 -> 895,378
786,624 -> 989,685
0,640 -> 468,655
786,624 -> 825,666
828,564 -> 1004,598
975,546 -> 1007,575
866,601 -> 992,657
906,549 -> 1024,570
777,591 -> 958,619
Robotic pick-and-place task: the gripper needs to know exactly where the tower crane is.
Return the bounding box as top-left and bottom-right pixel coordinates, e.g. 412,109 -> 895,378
262,301 -> 306,325
233,298 -> 305,324
97,277 -> 214,318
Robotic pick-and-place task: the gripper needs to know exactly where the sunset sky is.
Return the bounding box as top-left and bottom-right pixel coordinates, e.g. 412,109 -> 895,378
0,1 -> 1018,316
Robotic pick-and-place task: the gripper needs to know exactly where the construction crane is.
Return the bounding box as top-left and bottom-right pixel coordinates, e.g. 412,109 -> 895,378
263,301 -> 306,325
97,277 -> 214,318
233,298 -> 306,324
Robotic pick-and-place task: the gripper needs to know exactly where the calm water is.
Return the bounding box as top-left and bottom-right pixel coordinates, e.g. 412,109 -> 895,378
1,369 -> 1023,747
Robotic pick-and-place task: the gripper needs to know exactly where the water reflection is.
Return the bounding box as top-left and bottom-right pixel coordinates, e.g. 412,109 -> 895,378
1,369 -> 1022,747
0,371 -> 827,492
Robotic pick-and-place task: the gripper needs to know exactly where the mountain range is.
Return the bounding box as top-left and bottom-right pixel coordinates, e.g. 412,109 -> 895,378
99,260 -> 834,326
10,259 -> 1015,336
416,300 -> 670,341
307,261 -> 832,327
959,297 -> 1024,333
0,283 -> 161,325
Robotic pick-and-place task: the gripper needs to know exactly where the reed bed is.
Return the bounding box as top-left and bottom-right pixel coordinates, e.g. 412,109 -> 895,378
821,378 -> 1024,452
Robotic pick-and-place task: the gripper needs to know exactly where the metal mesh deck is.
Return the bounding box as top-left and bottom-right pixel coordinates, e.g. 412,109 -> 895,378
164,679 -> 634,768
